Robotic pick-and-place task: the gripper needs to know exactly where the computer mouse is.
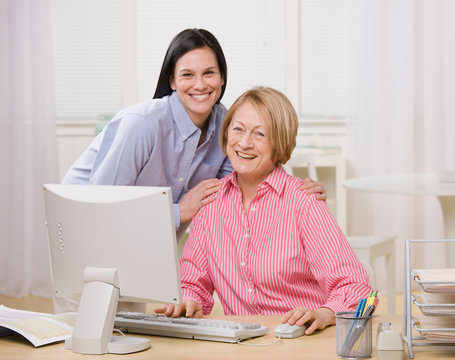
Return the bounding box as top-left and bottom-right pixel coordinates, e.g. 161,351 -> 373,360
274,323 -> 307,339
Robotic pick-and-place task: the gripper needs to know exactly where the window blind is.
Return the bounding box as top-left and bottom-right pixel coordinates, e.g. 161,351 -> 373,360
136,0 -> 286,109
49,0 -> 352,121
300,0 -> 352,118
50,0 -> 123,119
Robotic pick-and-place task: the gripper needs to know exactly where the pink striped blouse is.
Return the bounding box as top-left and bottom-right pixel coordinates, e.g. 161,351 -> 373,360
180,166 -> 372,315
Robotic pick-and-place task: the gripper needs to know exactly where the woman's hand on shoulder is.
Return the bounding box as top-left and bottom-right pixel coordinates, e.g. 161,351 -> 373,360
281,307 -> 335,335
154,300 -> 203,318
179,178 -> 223,223
300,178 -> 327,201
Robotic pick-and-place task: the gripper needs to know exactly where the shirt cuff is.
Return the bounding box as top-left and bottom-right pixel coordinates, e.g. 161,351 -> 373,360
173,203 -> 181,229
321,301 -> 351,315
182,289 -> 214,315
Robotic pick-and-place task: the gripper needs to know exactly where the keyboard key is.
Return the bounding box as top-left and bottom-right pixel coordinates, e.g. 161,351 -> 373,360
115,312 -> 269,343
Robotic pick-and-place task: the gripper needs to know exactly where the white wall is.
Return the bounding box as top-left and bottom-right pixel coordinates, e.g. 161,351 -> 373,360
56,121 -> 97,180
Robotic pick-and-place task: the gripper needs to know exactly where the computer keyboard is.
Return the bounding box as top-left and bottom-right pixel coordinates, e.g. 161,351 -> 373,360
114,311 -> 269,343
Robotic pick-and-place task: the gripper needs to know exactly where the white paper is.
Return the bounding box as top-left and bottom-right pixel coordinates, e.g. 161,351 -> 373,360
0,304 -> 76,347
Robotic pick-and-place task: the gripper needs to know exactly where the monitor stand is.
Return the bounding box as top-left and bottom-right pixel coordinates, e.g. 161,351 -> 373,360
64,267 -> 150,354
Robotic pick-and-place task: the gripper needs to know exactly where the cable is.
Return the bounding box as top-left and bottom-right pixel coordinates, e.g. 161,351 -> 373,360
237,336 -> 282,346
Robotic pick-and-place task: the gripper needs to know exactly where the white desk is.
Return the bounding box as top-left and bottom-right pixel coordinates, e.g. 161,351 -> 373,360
2,315 -> 454,359
344,172 -> 455,266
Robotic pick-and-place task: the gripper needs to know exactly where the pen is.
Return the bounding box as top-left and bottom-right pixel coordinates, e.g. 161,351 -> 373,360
363,304 -> 375,317
341,298 -> 366,352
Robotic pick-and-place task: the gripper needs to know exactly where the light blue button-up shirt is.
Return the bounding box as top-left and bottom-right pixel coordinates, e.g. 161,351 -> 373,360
62,92 -> 233,238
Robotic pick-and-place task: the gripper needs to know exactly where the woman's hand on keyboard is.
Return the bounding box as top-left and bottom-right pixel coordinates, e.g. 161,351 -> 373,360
155,300 -> 203,318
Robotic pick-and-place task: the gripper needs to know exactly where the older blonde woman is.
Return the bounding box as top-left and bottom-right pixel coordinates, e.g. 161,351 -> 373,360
157,87 -> 372,335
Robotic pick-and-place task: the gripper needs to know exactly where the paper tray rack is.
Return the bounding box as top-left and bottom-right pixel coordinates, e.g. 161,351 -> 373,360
403,239 -> 455,358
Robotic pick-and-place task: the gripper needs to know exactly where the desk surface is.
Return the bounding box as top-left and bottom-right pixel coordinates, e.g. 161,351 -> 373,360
2,315 -> 455,360
344,173 -> 455,196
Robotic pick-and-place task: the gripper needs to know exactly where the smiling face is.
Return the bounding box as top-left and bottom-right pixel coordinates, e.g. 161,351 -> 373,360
226,101 -> 276,187
170,47 -> 224,128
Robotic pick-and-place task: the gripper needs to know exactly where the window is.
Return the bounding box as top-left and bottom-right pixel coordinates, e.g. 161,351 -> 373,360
50,0 -> 123,119
50,0 -> 352,121
300,0 -> 352,119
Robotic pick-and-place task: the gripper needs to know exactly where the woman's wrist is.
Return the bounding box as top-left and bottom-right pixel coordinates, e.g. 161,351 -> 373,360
316,307 -> 336,327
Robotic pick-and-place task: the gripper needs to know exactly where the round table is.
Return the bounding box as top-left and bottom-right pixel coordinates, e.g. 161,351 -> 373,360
344,172 -> 455,267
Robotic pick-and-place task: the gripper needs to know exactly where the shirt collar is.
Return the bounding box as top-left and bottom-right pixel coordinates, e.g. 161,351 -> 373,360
169,91 -> 217,142
223,166 -> 288,196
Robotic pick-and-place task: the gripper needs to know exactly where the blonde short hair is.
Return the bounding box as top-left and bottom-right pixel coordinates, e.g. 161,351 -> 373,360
220,86 -> 298,165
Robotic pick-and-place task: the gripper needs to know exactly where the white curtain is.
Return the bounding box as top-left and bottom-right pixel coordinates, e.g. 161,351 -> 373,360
347,0 -> 455,289
0,0 -> 57,298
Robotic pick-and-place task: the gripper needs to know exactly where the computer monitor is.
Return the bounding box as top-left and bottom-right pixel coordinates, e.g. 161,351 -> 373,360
43,184 -> 182,355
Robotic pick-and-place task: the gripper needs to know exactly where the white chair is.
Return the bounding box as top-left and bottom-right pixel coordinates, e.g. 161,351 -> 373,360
347,235 -> 396,314
284,153 -> 318,181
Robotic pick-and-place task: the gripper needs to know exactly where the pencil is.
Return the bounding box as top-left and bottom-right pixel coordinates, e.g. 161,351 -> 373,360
362,290 -> 377,316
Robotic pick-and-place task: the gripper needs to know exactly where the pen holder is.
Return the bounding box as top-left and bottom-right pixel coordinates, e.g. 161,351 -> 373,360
336,311 -> 373,359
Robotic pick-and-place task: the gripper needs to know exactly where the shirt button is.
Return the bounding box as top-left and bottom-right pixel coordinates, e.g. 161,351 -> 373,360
251,207 -> 255,212
244,233 -> 249,238
178,177 -> 184,181
241,262 -> 246,266
248,288 -> 253,293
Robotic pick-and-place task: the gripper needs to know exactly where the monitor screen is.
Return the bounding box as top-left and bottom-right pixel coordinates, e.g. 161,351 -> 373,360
43,184 -> 182,304
43,184 -> 182,354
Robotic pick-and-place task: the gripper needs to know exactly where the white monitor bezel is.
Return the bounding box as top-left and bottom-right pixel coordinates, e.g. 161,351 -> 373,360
43,184 -> 182,305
